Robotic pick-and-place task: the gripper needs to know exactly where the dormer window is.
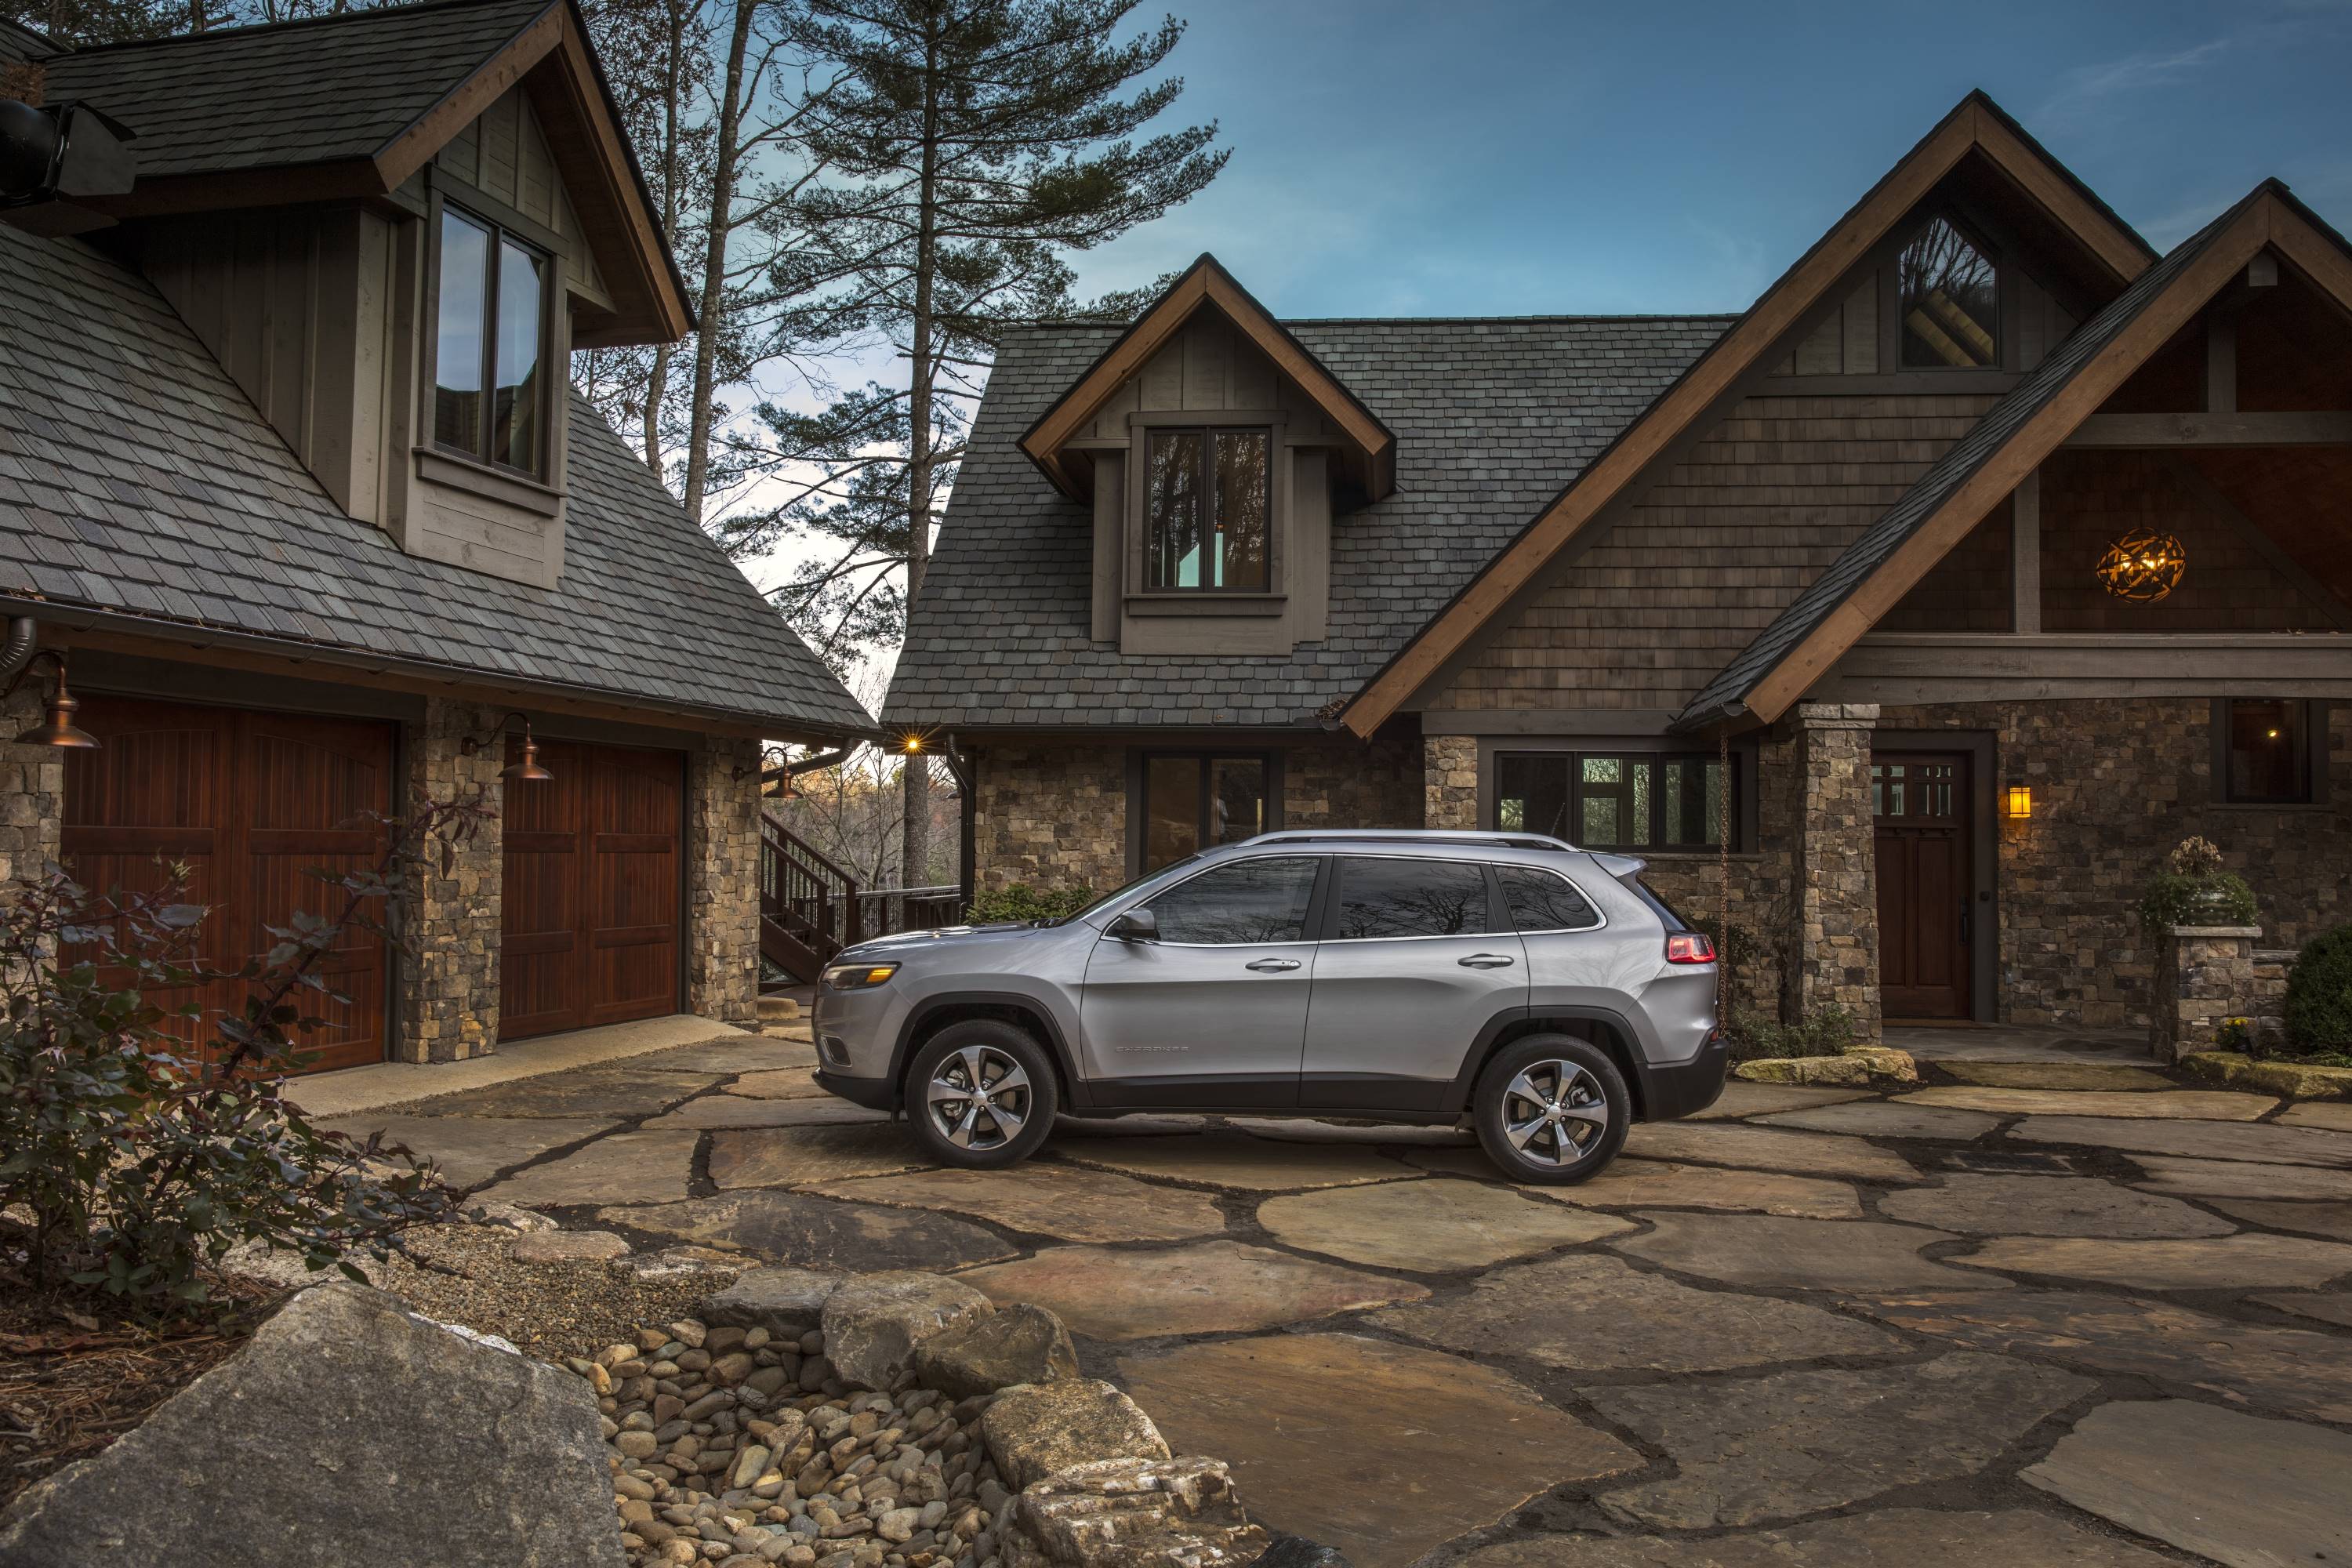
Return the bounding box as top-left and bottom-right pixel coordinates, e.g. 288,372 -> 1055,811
1898,216 -> 1999,368
1147,428 -> 1270,591
432,204 -> 550,479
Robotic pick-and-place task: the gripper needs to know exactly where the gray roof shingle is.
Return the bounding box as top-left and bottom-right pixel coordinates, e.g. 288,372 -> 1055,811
0,220 -> 870,738
884,314 -> 1733,731
42,0 -> 550,180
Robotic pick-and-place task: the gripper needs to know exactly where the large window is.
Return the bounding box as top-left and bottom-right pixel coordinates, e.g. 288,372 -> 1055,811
1141,753 -> 1270,869
1330,856 -> 1492,940
2223,699 -> 2320,804
433,205 -> 549,478
1898,216 -> 1999,369
1146,429 -> 1269,591
1494,752 -> 1736,851
1140,856 -> 1317,945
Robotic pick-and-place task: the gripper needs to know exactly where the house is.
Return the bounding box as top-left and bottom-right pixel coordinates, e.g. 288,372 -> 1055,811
886,92 -> 2352,1036
0,0 -> 872,1071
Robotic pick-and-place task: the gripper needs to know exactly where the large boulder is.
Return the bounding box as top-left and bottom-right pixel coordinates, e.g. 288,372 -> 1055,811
0,1283 -> 622,1568
983,1378 -> 1171,1491
695,1265 -> 844,1336
820,1270 -> 993,1390
1004,1457 -> 1269,1568
914,1302 -> 1080,1399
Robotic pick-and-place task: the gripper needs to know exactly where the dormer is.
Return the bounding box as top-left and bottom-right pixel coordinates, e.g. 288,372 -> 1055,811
1022,256 -> 1394,655
41,0 -> 691,591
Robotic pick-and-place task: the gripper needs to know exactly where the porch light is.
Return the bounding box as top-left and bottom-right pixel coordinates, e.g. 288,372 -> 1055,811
460,711 -> 553,782
5,650 -> 97,749
2094,527 -> 2187,603
2004,784 -> 2033,819
901,733 -> 925,755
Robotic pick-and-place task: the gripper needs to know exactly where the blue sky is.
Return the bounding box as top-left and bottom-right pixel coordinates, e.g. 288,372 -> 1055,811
1061,0 -> 2352,318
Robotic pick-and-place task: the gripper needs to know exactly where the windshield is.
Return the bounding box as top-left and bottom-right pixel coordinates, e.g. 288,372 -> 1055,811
1045,855 -> 1202,926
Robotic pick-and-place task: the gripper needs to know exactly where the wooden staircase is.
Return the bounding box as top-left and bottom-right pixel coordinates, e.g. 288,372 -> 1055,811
757,815 -> 967,985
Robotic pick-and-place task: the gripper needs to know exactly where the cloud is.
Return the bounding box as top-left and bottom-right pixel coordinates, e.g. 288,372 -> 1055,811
2038,38 -> 2232,129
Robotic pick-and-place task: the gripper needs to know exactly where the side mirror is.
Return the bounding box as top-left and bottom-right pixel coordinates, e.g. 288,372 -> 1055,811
1107,909 -> 1158,942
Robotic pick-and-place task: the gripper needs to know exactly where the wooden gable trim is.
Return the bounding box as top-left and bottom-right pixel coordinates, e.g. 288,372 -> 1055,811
373,0 -> 564,191
1337,93 -> 2152,739
1018,255 -> 1395,499
1738,197 -> 2288,724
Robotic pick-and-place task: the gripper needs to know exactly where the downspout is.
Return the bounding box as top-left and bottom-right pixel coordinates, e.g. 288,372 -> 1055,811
946,737 -> 975,913
0,616 -> 34,685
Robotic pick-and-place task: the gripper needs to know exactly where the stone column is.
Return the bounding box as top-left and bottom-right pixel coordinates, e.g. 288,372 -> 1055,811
394,699 -> 505,1063
1423,735 -> 1478,829
1789,702 -> 1881,1041
685,733 -> 762,1029
2151,925 -> 2259,1064
0,681 -> 64,902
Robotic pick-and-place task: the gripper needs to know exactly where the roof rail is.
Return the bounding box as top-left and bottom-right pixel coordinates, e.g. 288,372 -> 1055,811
1243,829 -> 1582,851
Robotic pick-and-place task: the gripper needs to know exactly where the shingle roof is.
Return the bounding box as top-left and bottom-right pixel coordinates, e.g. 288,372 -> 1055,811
884,314 -> 1733,731
1673,193 -> 2256,729
0,16 -> 57,64
41,0 -> 550,180
0,221 -> 871,738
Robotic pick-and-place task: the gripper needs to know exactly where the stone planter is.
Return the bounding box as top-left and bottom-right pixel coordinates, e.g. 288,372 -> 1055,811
2151,925 -> 2263,1065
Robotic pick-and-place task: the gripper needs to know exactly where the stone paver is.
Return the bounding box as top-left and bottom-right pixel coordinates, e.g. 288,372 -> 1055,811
1685,1081 -> 1871,1119
1878,1174 -> 2235,1237
1858,1289 -> 2352,1424
1933,1060 -> 2172,1091
1588,1352 -> 2088,1529
1956,1232 -> 2352,1289
2209,1198 -> 2352,1240
1621,1123 -> 1925,1182
722,1068 -> 830,1099
2279,1100 -> 2352,1132
706,1125 -> 933,1190
1752,1100 -> 1998,1141
1610,1212 -> 2006,1292
2131,1156 -> 2352,1199
1898,1086 -> 2275,1119
808,1164 -> 1227,1243
1371,1254 -> 1904,1373
600,1189 -> 1018,1270
644,1094 -> 889,1130
2010,1115 -> 2352,1167
474,1128 -> 701,1207
1256,1179 -> 1632,1272
2024,1400 -> 2352,1568
1120,1334 -> 1638,1568
635,1037 -> 818,1073
1049,1133 -> 1421,1191
959,1240 -> 1425,1340
1455,1508 -> 2179,1568
315,1113 -> 619,1189
1408,1149 -> 1862,1217
401,1063 -> 719,1120
2255,1291 -> 2352,1328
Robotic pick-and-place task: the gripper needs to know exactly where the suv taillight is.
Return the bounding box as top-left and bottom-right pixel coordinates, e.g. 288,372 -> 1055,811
1664,932 -> 1716,965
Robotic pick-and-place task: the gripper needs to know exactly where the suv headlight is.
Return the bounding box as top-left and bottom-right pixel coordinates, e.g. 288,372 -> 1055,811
822,961 -> 899,992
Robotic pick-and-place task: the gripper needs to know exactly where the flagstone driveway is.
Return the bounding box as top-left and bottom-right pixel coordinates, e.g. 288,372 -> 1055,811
321,1029 -> 2352,1568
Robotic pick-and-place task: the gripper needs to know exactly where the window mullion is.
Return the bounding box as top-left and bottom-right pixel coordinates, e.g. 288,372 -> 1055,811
480,228 -> 502,459
1200,434 -> 1217,591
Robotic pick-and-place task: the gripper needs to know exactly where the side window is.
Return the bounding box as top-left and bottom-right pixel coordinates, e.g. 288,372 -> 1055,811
1496,865 -> 1601,933
1331,856 -> 1491,940
1142,857 -> 1318,945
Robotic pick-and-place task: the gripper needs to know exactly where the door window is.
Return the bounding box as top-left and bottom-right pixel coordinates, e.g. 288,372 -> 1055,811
1330,856 -> 1492,940
1496,865 -> 1602,933
1141,856 -> 1318,945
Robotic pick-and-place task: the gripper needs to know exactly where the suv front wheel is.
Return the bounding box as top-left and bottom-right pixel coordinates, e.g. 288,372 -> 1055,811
1472,1035 -> 1629,1185
903,1020 -> 1059,1169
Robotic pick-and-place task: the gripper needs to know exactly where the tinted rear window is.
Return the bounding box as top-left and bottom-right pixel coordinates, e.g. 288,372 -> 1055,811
1331,856 -> 1493,939
1497,865 -> 1601,932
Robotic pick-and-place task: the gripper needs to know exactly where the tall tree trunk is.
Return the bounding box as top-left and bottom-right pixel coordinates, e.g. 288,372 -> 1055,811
641,3 -> 686,478
899,18 -> 941,901
683,0 -> 756,524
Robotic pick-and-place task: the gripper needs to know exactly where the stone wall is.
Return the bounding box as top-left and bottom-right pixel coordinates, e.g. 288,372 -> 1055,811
1791,703 -> 1882,1040
0,682 -> 64,901
1878,699 -> 2352,1029
2151,926 -> 2262,1063
973,746 -> 1129,895
1287,733 -> 1423,832
394,699 -> 506,1063
1638,728 -> 1799,1022
686,734 -> 763,1028
1423,735 -> 1477,829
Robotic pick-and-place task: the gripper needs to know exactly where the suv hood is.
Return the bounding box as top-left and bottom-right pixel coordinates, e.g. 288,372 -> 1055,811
835,922 -> 1060,962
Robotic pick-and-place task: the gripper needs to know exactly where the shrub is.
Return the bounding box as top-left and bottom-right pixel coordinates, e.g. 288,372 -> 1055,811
0,794 -> 490,1313
2285,922 -> 2352,1051
967,884 -> 1097,925
2138,838 -> 2257,933
1722,1004 -> 1857,1063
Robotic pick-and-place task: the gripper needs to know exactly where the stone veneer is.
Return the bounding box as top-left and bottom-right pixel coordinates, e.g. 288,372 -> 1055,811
1790,703 -> 1882,1040
394,698 -> 507,1063
685,733 -> 763,1029
1423,735 -> 1477,830
0,683 -> 63,900
2151,925 -> 2262,1063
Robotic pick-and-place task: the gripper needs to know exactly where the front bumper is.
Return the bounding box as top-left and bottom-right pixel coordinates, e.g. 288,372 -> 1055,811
814,1070 -> 898,1112
1633,1027 -> 1730,1120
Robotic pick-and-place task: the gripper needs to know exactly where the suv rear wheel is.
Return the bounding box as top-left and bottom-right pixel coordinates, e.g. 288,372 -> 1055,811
1472,1034 -> 1629,1185
903,1020 -> 1059,1169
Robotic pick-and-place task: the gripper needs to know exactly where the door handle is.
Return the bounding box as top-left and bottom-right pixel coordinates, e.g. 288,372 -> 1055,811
1245,957 -> 1302,971
1459,953 -> 1515,969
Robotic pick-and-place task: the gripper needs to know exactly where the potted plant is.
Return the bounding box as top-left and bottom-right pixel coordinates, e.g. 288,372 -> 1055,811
2138,837 -> 2258,933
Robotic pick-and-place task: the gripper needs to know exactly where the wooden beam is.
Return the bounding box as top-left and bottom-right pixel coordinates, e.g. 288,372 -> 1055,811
1018,267 -> 1209,475
2012,467 -> 2040,634
1823,631 -> 2352,704
374,1 -> 564,191
2063,411 -> 2352,448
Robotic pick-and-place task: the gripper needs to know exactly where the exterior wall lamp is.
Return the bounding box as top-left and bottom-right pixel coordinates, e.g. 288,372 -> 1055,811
2004,783 -> 2034,819
3,648 -> 98,749
459,711 -> 553,782
2095,527 -> 2187,602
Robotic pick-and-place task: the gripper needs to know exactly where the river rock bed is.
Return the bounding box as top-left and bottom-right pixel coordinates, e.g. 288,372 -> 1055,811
573,1318 -> 1011,1568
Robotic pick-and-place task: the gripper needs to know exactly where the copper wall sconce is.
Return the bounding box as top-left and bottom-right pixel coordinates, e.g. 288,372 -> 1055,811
460,711 -> 553,782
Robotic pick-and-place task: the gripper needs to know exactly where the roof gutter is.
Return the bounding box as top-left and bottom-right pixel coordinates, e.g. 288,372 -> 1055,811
2,596 -> 876,746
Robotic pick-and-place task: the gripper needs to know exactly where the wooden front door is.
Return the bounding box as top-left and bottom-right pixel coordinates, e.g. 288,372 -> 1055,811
60,696 -> 395,1073
1871,751 -> 1973,1020
499,739 -> 684,1040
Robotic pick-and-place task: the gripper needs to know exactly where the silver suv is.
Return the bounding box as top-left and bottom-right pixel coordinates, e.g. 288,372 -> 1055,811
811,830 -> 1726,1183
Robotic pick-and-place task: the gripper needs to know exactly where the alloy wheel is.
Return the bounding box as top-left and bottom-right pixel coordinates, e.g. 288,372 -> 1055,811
924,1044 -> 1033,1151
1499,1058 -> 1610,1168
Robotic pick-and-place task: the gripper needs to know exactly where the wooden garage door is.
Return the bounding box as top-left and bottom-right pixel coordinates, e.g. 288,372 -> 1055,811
60,695 -> 395,1074
499,739 -> 684,1040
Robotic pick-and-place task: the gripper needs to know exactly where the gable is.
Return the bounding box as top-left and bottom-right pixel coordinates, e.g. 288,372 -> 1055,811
435,84 -> 612,310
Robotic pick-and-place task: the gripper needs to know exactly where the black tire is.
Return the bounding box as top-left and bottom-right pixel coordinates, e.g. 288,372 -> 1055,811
1472,1034 -> 1631,1185
902,1019 -> 1059,1170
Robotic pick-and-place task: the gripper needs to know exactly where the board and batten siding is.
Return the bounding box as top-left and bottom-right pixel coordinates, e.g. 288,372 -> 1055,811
1433,392 -> 2002,713
1766,267 -> 2077,380
435,84 -> 612,310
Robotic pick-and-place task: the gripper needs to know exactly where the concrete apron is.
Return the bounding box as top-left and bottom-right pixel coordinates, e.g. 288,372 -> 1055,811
289,1014 -> 755,1120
